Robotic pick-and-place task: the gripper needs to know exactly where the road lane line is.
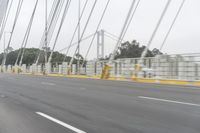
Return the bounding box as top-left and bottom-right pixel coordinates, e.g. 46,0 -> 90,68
138,96 -> 200,107
41,82 -> 56,86
36,112 -> 86,133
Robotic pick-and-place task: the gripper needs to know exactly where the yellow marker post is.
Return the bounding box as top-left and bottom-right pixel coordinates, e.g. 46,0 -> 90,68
132,64 -> 142,80
101,64 -> 112,79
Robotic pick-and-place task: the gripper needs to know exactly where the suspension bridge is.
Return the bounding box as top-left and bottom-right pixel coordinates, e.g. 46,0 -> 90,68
0,0 -> 200,133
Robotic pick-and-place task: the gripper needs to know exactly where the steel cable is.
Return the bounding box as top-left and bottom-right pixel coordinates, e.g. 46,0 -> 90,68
62,0 -> 89,62
0,0 -> 12,41
139,0 -> 172,64
159,0 -> 186,51
121,0 -> 141,41
2,0 -> 23,65
35,0 -> 65,65
109,0 -> 136,62
59,32 -> 96,53
48,0 -> 71,63
69,0 -> 98,66
16,0 -> 39,66
82,0 -> 111,67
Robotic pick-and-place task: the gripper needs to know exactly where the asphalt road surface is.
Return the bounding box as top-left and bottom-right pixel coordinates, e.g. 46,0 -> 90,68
0,73 -> 200,133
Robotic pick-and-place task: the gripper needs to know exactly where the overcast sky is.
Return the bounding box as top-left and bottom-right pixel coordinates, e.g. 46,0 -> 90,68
1,0 -> 200,59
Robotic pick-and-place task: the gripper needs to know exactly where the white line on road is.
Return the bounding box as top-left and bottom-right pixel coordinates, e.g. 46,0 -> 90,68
138,96 -> 200,107
36,112 -> 86,133
41,82 -> 56,86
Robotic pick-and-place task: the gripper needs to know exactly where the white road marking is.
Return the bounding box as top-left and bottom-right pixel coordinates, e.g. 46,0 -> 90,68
36,112 -> 86,133
41,82 -> 56,86
138,96 -> 200,107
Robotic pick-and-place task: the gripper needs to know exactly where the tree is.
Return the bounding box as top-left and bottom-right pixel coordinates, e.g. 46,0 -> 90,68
151,48 -> 163,56
114,40 -> 162,59
0,48 -> 78,65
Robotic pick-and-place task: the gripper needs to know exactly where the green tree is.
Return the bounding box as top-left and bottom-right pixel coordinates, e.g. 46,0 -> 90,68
115,40 -> 162,59
0,48 -> 77,65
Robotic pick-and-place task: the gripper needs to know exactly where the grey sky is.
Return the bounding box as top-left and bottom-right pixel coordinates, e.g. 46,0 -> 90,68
1,0 -> 200,59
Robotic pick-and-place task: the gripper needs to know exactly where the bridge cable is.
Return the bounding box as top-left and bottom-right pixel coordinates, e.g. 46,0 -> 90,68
48,0 -> 72,63
139,0 -> 172,65
0,0 -> 13,42
102,0 -> 141,45
109,0 -> 137,62
59,32 -> 96,53
104,33 -> 125,43
0,0 -> 9,27
159,0 -> 186,51
35,0 -> 62,64
104,31 -> 125,43
35,0 -> 64,64
122,0 -> 141,41
2,0 -> 23,65
69,0 -> 98,67
47,0 -> 65,48
15,0 -> 39,66
62,0 -> 89,62
35,0 -> 65,65
37,0 -> 58,49
82,0 -> 111,67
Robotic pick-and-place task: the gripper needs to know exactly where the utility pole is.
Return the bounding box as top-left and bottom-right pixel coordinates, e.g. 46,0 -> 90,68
77,0 -> 81,74
44,0 -> 48,74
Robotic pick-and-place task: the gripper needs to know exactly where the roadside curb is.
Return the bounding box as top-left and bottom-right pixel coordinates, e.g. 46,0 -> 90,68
16,73 -> 200,87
